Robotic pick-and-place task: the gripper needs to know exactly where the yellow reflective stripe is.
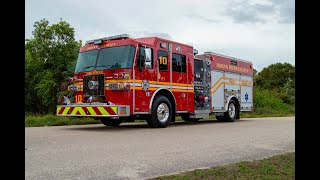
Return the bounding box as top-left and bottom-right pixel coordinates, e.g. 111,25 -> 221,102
77,107 -> 86,115
148,81 -> 190,87
62,107 -> 71,115
111,107 -> 117,114
131,87 -> 158,91
171,89 -> 193,93
211,82 -> 227,94
211,77 -> 229,89
87,107 -> 97,115
57,107 -> 62,114
106,79 -> 133,83
70,107 -> 80,115
97,107 -> 109,115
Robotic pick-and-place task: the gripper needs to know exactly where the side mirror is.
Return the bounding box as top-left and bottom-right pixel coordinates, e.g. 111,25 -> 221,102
144,48 -> 152,69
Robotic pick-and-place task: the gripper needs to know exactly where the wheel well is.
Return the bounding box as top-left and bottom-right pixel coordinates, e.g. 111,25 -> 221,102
151,89 -> 176,114
230,97 -> 240,108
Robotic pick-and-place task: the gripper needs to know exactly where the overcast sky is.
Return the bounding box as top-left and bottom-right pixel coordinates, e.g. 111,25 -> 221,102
26,0 -> 295,71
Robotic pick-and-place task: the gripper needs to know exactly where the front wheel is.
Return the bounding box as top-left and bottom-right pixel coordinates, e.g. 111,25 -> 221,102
147,95 -> 172,128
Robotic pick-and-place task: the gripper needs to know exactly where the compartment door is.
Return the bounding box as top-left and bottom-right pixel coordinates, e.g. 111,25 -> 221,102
240,75 -> 253,111
211,70 -> 224,111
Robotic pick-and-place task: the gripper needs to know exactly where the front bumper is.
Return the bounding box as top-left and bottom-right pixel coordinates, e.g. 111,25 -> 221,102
56,104 -> 130,117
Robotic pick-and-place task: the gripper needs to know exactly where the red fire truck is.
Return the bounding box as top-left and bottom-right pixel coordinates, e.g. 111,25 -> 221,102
57,34 -> 253,128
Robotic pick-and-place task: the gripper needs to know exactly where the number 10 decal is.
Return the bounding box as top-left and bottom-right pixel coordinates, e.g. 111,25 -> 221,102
74,95 -> 82,103
159,56 -> 168,65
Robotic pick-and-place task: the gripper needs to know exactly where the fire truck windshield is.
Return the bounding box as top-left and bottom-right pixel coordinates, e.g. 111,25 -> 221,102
74,45 -> 135,73
75,49 -> 99,73
96,45 -> 135,70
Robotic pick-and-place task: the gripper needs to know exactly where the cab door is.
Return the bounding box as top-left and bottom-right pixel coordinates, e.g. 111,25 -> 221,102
133,45 -> 156,113
171,52 -> 188,111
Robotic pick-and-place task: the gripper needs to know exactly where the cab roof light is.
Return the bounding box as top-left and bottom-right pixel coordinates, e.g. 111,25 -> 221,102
86,34 -> 131,44
193,49 -> 198,55
94,39 -> 103,45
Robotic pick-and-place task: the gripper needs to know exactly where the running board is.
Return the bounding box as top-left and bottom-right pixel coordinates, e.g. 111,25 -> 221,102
190,110 -> 210,118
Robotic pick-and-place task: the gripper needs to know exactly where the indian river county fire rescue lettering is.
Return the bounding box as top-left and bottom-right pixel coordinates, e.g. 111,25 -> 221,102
57,34 -> 253,128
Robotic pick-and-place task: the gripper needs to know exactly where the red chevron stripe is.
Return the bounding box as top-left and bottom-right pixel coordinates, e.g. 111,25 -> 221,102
82,107 -> 88,115
92,107 -> 102,115
69,107 -> 75,114
58,107 -> 65,114
104,107 -> 116,115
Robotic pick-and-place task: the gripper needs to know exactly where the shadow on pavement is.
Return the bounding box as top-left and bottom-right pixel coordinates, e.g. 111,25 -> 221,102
65,119 -> 249,132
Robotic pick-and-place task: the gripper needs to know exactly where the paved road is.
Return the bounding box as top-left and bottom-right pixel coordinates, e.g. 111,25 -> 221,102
25,117 -> 295,180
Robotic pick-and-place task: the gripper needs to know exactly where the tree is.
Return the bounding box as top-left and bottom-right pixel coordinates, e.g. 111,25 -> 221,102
25,18 -> 82,114
255,62 -> 295,104
253,68 -> 258,86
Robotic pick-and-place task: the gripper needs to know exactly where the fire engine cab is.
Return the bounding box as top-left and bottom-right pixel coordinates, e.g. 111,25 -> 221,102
57,34 -> 253,128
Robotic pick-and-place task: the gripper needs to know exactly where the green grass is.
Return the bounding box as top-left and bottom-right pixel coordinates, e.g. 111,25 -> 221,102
25,114 -> 101,127
239,104 -> 295,118
151,152 -> 295,180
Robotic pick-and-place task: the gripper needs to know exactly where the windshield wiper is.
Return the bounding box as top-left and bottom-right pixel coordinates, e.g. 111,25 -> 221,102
100,64 -> 112,68
77,65 -> 95,78
110,63 -> 121,69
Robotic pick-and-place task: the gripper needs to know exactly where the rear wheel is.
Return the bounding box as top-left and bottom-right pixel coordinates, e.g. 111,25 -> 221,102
224,100 -> 237,122
100,117 -> 123,127
147,95 -> 172,128
216,100 -> 238,122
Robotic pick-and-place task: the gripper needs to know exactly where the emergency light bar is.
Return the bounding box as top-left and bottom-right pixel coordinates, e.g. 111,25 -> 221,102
193,49 -> 198,55
86,34 -> 130,44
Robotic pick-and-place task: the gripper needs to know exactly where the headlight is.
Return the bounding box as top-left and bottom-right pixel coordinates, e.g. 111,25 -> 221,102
69,85 -> 78,92
88,80 -> 99,90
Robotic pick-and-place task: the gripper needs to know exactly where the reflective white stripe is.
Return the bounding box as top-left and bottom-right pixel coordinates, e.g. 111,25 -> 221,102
130,83 -> 141,87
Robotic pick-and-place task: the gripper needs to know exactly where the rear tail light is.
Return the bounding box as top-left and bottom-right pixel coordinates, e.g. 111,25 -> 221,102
120,107 -> 127,115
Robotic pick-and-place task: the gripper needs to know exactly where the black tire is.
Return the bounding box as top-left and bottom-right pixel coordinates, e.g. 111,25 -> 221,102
181,114 -> 199,122
224,100 -> 237,122
216,115 -> 225,122
147,95 -> 172,128
100,117 -> 123,126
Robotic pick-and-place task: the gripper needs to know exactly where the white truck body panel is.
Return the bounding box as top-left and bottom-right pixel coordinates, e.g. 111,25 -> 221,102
240,75 -> 253,111
211,70 -> 224,111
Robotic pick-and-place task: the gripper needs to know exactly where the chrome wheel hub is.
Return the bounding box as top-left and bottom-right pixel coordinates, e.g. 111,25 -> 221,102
228,103 -> 236,118
157,103 -> 169,123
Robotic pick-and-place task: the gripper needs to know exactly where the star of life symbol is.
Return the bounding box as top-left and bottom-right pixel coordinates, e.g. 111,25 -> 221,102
142,80 -> 149,91
245,93 -> 249,101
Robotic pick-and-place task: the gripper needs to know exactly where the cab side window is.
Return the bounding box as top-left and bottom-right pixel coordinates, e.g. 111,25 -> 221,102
172,53 -> 186,73
158,50 -> 168,71
138,46 -> 153,68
